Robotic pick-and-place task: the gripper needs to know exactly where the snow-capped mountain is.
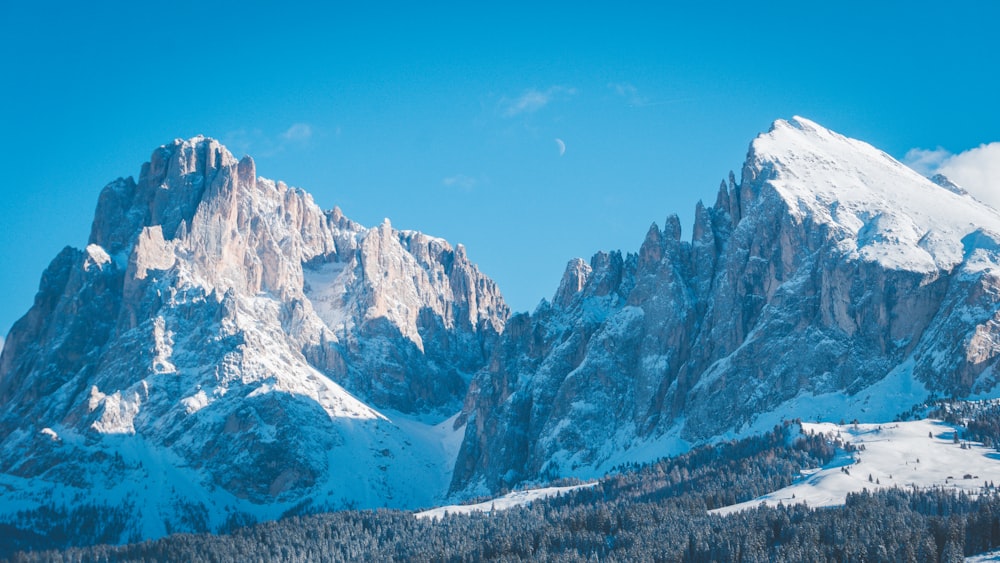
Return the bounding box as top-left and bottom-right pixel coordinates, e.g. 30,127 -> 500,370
451,117 -> 1000,495
5,117 -> 1000,549
0,137 -> 506,540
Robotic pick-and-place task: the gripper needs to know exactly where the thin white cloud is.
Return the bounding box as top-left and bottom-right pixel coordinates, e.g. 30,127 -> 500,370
222,123 -> 316,157
905,143 -> 1000,208
609,82 -> 646,106
221,127 -> 267,157
443,175 -> 478,192
610,82 -> 637,97
500,86 -> 576,117
608,82 -> 693,107
903,147 -> 951,177
281,123 -> 313,143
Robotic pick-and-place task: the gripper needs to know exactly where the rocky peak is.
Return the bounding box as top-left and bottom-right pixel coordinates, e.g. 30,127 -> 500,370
553,258 -> 593,308
930,173 -> 968,196
637,223 -> 665,268
89,137 -> 243,255
588,250 -> 629,298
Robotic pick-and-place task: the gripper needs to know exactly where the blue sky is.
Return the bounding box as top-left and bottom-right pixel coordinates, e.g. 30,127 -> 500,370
1,2 -> 999,339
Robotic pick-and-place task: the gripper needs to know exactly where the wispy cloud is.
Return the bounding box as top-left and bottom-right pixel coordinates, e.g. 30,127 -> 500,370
903,147 -> 951,177
500,86 -> 576,117
443,174 -> 478,192
609,82 -> 646,106
281,123 -> 313,143
222,123 -> 316,157
905,143 -> 1000,208
608,82 -> 692,107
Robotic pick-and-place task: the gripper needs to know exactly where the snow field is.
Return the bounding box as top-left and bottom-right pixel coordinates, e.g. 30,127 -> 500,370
713,419 -> 1000,515
415,482 -> 599,520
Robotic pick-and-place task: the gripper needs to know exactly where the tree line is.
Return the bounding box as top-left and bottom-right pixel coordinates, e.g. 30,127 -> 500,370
9,420 -> 1000,561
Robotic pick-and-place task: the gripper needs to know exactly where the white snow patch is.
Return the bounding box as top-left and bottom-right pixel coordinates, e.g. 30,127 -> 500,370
398,229 -> 448,247
303,260 -> 353,335
969,547 -> 1000,562
181,389 -> 210,414
712,418 -> 1000,516
151,316 -> 176,374
87,385 -> 106,412
593,425 -> 691,476
415,482 -> 598,520
90,390 -> 143,435
311,410 -> 467,511
724,358 -> 929,441
84,244 -> 112,271
242,350 -> 384,422
545,421 -> 691,481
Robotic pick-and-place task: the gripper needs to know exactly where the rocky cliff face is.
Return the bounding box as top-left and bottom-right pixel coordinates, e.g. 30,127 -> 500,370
0,136 -> 507,539
451,117 -> 1000,494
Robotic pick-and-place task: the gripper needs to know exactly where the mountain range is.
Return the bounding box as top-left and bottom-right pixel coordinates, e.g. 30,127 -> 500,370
2,116 -> 999,547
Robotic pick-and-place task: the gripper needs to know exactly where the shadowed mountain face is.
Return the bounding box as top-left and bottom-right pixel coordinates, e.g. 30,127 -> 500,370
0,136 -> 507,539
451,117 -> 1000,495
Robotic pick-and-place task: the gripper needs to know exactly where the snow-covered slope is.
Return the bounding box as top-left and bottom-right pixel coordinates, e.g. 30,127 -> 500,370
969,548 -> 1000,562
0,137 -> 507,542
712,418 -> 999,515
452,117 -> 1000,495
415,482 -> 598,520
754,117 -> 1000,273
